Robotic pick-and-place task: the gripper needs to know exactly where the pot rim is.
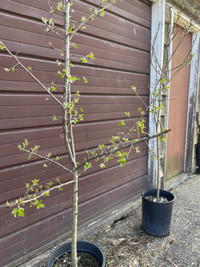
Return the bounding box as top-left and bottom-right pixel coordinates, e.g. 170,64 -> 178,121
142,188 -> 175,204
47,240 -> 105,267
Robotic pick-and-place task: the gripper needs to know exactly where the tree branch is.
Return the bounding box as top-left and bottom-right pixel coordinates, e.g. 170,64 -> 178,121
19,147 -> 73,174
77,129 -> 171,170
0,179 -> 74,209
0,41 -> 64,107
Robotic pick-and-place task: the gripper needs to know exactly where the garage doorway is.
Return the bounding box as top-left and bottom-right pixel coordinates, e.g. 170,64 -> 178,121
165,25 -> 192,180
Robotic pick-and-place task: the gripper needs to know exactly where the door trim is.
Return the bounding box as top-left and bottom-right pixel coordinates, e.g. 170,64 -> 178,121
184,32 -> 200,173
148,0 -> 166,187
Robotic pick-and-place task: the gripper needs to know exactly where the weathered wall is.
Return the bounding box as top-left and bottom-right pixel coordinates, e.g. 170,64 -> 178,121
0,0 -> 151,266
168,0 -> 200,19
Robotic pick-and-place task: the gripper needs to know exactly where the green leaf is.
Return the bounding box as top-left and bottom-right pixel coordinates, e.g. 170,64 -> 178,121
118,157 -> 126,167
99,144 -> 105,150
81,57 -> 88,64
88,52 -> 95,60
49,7 -> 55,15
131,86 -> 137,92
24,139 -> 29,146
138,107 -> 144,114
110,135 -> 120,144
57,4 -> 61,11
58,70 -> 65,79
49,17 -> 54,26
118,120 -> 126,126
52,115 -> 57,121
160,78 -> 166,84
83,76 -> 88,83
124,112 -> 130,117
56,60 -> 62,66
68,75 -> 79,83
100,9 -> 105,17
56,178 -> 60,183
25,183 -> 30,189
84,162 -> 92,170
48,181 -> 53,188
12,207 -> 25,217
135,146 -> 140,153
19,198 -> 24,204
41,17 -> 48,24
32,178 -> 39,186
100,163 -> 106,169
44,28 -> 50,33
73,43 -> 78,49
4,68 -> 10,72
0,43 -> 5,50
81,16 -> 87,22
36,200 -> 44,209
51,85 -> 57,91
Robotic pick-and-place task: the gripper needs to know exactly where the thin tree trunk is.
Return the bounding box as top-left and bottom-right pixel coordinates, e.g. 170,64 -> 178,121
156,117 -> 161,201
63,0 -> 73,159
156,138 -> 160,201
71,167 -> 78,267
63,1 -> 78,266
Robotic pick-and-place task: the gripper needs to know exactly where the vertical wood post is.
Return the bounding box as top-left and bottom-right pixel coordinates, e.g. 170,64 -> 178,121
148,0 -> 166,187
185,32 -> 200,173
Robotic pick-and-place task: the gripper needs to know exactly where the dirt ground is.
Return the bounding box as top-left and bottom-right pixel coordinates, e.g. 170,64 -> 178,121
91,175 -> 200,267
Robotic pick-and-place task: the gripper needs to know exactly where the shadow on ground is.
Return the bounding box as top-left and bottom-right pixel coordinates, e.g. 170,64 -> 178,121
91,175 -> 200,267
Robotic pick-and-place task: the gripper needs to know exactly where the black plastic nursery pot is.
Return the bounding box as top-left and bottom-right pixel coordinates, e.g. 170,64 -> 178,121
142,188 -> 175,237
47,240 -> 105,267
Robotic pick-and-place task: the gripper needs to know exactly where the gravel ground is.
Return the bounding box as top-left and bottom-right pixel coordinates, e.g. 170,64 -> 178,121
18,175 -> 200,267
91,175 -> 200,267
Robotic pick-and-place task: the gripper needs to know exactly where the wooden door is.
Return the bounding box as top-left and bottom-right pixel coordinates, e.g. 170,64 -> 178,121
165,25 -> 192,180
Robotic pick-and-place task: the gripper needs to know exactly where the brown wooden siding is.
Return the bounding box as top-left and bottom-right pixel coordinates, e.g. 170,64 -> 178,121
0,0 -> 151,266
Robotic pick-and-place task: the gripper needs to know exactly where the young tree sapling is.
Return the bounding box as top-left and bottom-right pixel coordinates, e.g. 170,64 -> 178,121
0,0 -> 186,266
